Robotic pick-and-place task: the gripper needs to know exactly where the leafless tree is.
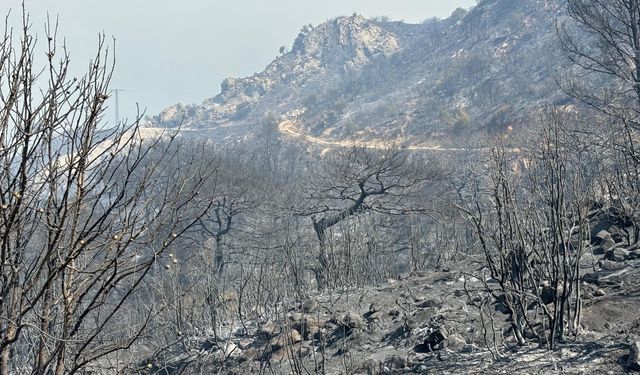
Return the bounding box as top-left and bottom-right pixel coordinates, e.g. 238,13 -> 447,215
302,146 -> 442,289
559,0 -> 640,240
0,13 -> 211,374
559,0 -> 640,125
461,110 -> 589,350
197,146 -> 256,276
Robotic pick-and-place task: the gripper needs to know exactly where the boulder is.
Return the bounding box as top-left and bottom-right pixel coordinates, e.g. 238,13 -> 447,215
259,321 -> 278,338
271,329 -> 302,348
446,333 -> 467,350
238,347 -> 259,363
414,329 -> 447,352
302,299 -> 318,313
342,312 -> 366,331
604,247 -> 629,262
417,299 -> 439,309
591,229 -> 616,249
223,342 -> 241,358
384,355 -> 409,370
627,341 -> 640,371
608,225 -> 625,243
541,284 -> 564,305
629,249 -> 640,260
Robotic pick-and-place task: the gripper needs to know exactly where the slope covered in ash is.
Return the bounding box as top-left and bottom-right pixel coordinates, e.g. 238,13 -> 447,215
151,0 -> 570,147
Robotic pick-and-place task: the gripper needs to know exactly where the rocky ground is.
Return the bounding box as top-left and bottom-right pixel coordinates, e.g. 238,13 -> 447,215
136,218 -> 640,374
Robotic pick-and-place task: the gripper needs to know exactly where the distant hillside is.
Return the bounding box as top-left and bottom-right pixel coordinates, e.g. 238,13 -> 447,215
151,0 -> 571,147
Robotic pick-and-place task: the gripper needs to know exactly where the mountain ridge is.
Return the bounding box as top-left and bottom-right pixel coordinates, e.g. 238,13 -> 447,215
150,0 -> 571,147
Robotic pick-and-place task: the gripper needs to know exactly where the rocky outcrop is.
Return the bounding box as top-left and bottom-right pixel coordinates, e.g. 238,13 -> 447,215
152,14 -> 402,133
293,15 -> 400,71
150,0 -> 574,147
628,341 -> 640,371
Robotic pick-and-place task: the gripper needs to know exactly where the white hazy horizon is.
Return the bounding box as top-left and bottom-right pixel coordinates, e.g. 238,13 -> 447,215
0,0 -> 475,124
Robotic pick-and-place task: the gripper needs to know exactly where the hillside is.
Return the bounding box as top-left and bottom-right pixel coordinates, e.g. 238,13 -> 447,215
138,240 -> 640,374
150,0 -> 570,147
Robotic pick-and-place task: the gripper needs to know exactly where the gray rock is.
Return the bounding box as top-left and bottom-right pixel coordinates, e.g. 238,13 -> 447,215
369,311 -> 384,321
369,302 -> 380,313
598,259 -> 628,271
384,355 -> 408,370
446,333 -> 467,350
593,289 -> 606,297
417,299 -> 439,309
605,247 -> 629,262
302,299 -> 318,313
541,285 -> 564,305
608,225 -> 625,243
627,341 -> 640,371
238,348 -> 259,363
342,312 -> 366,330
223,342 -> 241,358
259,321 -> 278,337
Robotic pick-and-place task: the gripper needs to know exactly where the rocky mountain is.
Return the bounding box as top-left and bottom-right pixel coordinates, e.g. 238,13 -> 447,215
151,0 -> 570,147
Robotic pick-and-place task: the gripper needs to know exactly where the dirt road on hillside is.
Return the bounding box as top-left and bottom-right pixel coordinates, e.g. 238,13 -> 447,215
277,118 -> 475,152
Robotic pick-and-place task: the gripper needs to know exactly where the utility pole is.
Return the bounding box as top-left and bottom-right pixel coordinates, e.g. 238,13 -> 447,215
113,88 -> 124,125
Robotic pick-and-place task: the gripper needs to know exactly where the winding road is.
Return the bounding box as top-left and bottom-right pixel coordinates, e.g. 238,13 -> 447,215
278,118 -> 473,152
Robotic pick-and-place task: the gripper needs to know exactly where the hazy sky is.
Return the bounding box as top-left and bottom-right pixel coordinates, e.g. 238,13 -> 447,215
1,0 -> 475,123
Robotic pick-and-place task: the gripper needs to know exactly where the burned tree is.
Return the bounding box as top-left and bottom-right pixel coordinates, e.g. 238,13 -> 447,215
200,196 -> 248,275
0,15 -> 211,374
461,111 -> 589,350
197,144 -> 256,276
304,146 -> 441,289
560,0 -> 640,123
560,0 -> 640,244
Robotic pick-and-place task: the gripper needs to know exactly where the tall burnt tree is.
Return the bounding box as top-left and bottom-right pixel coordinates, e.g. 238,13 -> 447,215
560,0 -> 640,123
560,0 -> 640,243
303,146 -> 442,289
